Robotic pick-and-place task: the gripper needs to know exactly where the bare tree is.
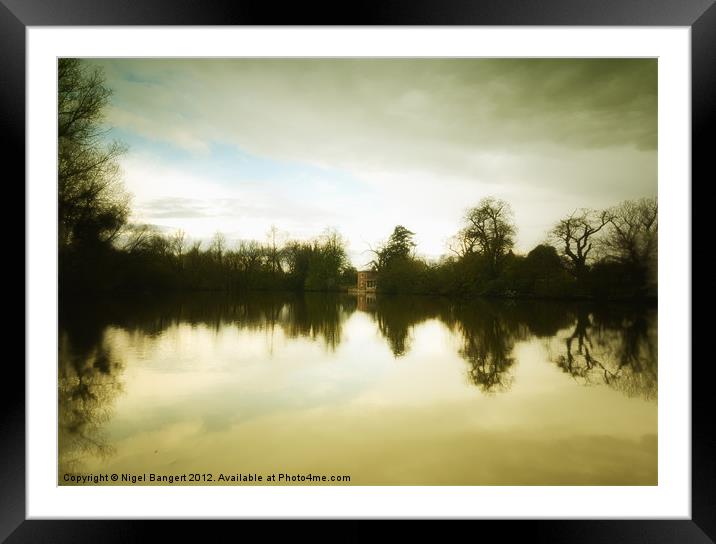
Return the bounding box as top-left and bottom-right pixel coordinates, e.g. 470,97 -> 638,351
457,197 -> 516,273
58,58 -> 131,249
603,197 -> 658,268
121,224 -> 155,253
209,231 -> 227,263
236,240 -> 263,273
169,229 -> 186,259
168,229 -> 186,270
550,208 -> 611,279
266,225 -> 287,273
447,227 -> 477,258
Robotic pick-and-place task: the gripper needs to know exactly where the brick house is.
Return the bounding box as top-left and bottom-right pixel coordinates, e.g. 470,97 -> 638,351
356,270 -> 378,292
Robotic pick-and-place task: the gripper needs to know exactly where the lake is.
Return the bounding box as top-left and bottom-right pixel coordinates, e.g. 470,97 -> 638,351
59,292 -> 657,485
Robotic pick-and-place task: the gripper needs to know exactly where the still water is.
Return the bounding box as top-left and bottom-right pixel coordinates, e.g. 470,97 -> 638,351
59,292 -> 657,485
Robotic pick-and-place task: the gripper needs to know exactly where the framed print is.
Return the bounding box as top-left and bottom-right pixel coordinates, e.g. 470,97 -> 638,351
8,0 -> 708,541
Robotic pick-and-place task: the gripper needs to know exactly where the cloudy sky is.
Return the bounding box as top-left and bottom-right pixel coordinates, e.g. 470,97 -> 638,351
91,58 -> 657,267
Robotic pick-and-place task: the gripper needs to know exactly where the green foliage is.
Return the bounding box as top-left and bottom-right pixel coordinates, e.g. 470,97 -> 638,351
502,245 -> 578,298
588,260 -> 654,300
61,223 -> 357,295
377,256 -> 430,295
371,225 -> 416,270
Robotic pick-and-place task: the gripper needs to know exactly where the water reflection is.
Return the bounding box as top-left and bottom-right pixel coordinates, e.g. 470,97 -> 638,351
354,295 -> 657,398
549,307 -> 658,400
59,309 -> 125,473
58,292 -> 657,484
450,303 -> 524,393
359,296 -> 528,393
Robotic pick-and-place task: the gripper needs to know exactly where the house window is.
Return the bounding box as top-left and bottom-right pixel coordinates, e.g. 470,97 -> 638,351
366,280 -> 376,288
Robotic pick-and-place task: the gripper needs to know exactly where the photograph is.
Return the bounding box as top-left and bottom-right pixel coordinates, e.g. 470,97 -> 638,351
57,57 -> 658,487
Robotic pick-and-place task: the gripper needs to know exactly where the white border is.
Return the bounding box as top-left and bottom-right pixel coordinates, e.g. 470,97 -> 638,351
27,27 -> 691,519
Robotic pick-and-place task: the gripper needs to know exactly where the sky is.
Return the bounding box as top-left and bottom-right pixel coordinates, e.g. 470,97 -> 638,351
90,58 -> 657,268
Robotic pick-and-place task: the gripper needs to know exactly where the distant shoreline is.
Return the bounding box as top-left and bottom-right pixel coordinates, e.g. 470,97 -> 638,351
60,285 -> 657,305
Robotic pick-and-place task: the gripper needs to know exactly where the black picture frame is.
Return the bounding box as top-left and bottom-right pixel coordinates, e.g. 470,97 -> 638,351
6,0 -> 707,541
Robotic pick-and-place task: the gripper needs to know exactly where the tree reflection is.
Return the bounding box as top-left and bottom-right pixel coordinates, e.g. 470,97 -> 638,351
88,291 -> 356,353
362,295 -> 656,398
554,309 -> 596,382
58,313 -> 125,474
375,305 -> 413,357
361,296 -> 527,392
449,301 -> 528,393
59,292 -> 657,409
551,306 -> 657,400
459,324 -> 515,393
370,296 -> 442,357
281,294 -> 353,351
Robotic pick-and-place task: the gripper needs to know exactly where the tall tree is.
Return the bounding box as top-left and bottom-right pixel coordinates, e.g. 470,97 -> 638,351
372,225 -> 416,270
266,224 -> 286,273
170,229 -> 187,261
550,208 -> 611,280
458,197 -> 516,274
305,229 -> 350,290
603,197 -> 658,268
58,58 -> 130,250
209,231 -> 227,263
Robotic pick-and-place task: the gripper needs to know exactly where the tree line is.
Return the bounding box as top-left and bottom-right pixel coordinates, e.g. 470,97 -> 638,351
58,59 -> 357,294
58,58 -> 656,300
369,195 -> 656,300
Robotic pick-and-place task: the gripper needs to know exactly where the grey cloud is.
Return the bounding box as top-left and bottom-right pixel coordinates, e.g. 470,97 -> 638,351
137,197 -> 212,219
94,59 -> 657,176
91,58 -> 656,255
138,195 -> 343,224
